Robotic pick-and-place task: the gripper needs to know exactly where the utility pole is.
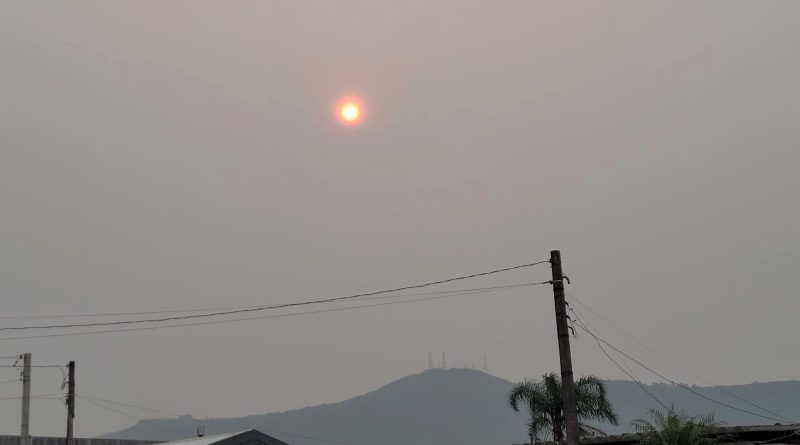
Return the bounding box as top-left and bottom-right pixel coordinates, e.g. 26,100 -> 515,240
66,361 -> 75,445
550,250 -> 579,445
20,353 -> 31,445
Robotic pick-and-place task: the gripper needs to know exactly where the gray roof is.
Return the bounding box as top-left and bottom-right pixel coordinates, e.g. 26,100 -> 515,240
158,430 -> 290,445
513,424 -> 800,445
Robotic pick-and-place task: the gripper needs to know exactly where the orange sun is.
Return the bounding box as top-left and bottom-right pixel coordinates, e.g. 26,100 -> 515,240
335,96 -> 365,126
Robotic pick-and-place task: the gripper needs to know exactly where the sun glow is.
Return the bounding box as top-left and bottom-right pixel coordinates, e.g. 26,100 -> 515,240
341,103 -> 359,121
335,96 -> 365,126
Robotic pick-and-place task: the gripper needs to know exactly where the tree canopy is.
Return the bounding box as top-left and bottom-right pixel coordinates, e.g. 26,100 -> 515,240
633,406 -> 723,445
509,372 -> 618,442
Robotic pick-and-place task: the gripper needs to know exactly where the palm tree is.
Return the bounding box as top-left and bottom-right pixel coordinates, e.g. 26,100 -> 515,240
509,372 -> 618,443
632,406 -> 723,445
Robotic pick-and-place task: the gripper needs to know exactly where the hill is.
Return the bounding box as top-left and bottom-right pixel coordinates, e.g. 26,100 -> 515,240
106,369 -> 800,445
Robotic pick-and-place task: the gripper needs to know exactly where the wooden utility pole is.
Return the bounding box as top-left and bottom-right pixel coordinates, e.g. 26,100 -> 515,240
20,353 -> 31,445
550,250 -> 579,445
66,361 -> 75,445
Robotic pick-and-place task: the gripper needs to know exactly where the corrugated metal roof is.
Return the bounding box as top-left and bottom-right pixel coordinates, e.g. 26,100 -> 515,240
512,424 -> 800,445
157,430 -> 290,445
158,431 -> 248,445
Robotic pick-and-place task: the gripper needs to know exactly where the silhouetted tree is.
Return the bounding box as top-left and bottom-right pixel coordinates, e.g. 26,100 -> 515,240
633,406 -> 722,445
509,372 -> 617,443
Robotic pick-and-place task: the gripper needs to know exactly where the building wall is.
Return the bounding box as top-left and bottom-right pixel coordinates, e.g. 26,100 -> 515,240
0,436 -> 161,445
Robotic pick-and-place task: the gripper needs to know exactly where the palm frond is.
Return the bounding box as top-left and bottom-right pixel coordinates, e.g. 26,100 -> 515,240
633,406 -> 723,445
510,373 -> 618,443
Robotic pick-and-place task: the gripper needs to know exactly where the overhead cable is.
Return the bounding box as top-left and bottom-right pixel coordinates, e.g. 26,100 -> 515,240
567,292 -> 796,423
0,282 -> 546,341
0,281 -> 544,322
570,309 -> 668,410
571,320 -> 791,424
0,261 -> 549,331
78,394 -> 360,445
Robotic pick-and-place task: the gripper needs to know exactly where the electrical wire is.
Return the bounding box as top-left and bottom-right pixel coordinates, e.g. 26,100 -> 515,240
570,308 -> 668,410
0,262 -> 549,331
571,320 -> 791,424
176,415 -> 359,445
0,283 -> 545,341
570,305 -> 651,390
0,365 -> 66,368
567,292 -> 796,423
259,429 -> 357,445
79,394 -> 178,416
0,287 -> 494,320
0,364 -> 68,383
756,429 -> 800,444
576,308 -> 642,384
0,379 -> 20,385
0,281 -> 546,322
78,394 -> 361,445
77,396 -> 183,436
0,393 -> 65,400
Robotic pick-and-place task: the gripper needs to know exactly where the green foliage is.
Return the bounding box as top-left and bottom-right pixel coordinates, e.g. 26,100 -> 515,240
632,406 -> 723,445
509,372 -> 618,443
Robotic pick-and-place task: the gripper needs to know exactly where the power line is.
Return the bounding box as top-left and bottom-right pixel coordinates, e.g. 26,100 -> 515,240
0,282 -> 544,321
0,262 -> 549,332
207,415 -> 361,445
0,364 -> 68,382
597,337 -> 668,410
0,393 -> 65,400
573,307 -> 642,384
570,309 -> 668,410
569,305 -> 645,385
76,396 -> 183,437
0,283 -> 546,341
77,396 -> 152,422
78,395 -> 360,445
79,394 -> 178,416
570,320 -> 791,424
0,379 -> 20,385
756,429 -> 800,444
0,282 -> 545,320
567,292 -> 796,423
0,365 -> 65,368
261,429 -> 357,445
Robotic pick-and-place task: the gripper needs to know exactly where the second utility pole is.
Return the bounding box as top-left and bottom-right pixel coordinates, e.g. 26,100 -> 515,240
66,361 -> 75,445
20,353 -> 31,445
550,250 -> 579,445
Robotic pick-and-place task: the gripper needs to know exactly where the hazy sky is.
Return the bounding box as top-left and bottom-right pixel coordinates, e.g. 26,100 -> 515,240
1,0 -> 799,438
